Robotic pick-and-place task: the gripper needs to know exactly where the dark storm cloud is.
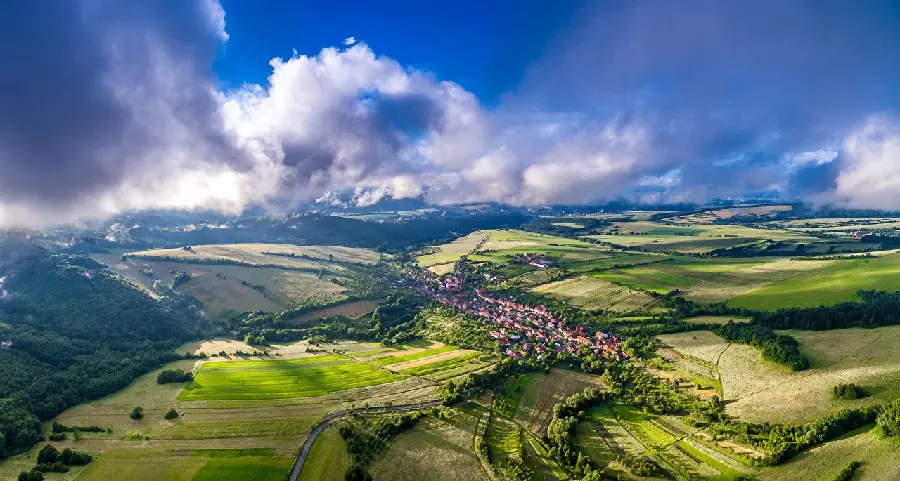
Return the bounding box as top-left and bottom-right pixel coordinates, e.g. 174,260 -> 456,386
514,0 -> 900,200
0,0 -> 235,207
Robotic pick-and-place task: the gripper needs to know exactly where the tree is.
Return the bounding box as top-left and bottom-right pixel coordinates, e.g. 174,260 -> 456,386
877,400 -> 900,437
18,470 -> 43,481
129,407 -> 144,420
164,409 -> 179,420
36,444 -> 58,464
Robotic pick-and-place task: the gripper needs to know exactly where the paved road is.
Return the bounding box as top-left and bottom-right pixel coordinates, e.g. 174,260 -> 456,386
288,400 -> 442,481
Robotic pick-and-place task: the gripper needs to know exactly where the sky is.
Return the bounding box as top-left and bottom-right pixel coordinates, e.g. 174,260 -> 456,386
1,0 -> 900,227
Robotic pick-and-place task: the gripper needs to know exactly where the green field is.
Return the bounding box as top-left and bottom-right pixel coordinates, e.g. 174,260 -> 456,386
299,427 -> 350,481
727,252 -> 900,310
371,345 -> 458,366
760,427 -> 900,481
192,455 -> 294,481
178,355 -> 402,401
531,275 -> 658,312
400,352 -> 481,376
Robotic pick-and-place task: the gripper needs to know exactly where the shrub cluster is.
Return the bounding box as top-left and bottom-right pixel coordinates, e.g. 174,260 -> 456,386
832,383 -> 867,400
156,369 -> 193,384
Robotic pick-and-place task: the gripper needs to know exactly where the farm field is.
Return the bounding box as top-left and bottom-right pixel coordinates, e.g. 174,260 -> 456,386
95,253 -> 350,316
178,355 -> 402,401
727,252 -> 900,310
417,231 -> 489,267
9,340 -> 448,481
298,427 -> 349,481
760,427 -> 900,481
578,404 -> 755,480
501,368 -> 604,437
370,406 -> 489,481
584,223 -> 816,254
124,243 -> 381,267
531,275 -> 658,312
420,229 -> 613,269
659,326 -> 900,424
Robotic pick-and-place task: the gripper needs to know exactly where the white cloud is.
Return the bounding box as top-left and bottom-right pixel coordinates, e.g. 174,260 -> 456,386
784,149 -> 839,168
829,115 -> 900,209
343,36 -> 356,46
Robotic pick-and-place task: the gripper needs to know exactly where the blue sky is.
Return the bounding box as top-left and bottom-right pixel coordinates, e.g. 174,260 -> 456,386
215,0 -> 585,103
2,0 -> 900,226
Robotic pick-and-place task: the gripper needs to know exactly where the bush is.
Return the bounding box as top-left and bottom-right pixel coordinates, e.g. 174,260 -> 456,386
877,400 -> 900,437
35,462 -> 69,473
17,470 -> 43,481
832,383 -> 867,400
48,433 -> 66,441
156,369 -> 193,384
60,448 -> 93,466
164,409 -> 179,420
129,407 -> 144,420
833,461 -> 862,481
36,445 -> 58,464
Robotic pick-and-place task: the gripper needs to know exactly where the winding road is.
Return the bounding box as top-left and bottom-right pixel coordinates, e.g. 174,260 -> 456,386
288,400 -> 442,481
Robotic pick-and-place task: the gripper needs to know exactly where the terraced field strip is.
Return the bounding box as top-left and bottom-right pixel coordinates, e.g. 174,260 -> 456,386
178,355 -> 403,401
383,348 -> 475,372
401,352 -> 481,376
371,345 -> 458,366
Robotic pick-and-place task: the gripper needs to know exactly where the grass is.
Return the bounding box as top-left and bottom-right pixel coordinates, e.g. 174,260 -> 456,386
298,427 -> 350,481
760,427 -> 900,481
192,455 -> 294,481
417,231 -> 489,267
727,252 -> 900,310
369,408 -> 488,481
530,275 -> 658,312
400,353 -> 480,376
485,415 -> 522,463
516,369 -> 604,436
125,243 -> 380,267
661,326 -> 900,424
96,255 -> 349,316
371,345 -> 458,366
75,450 -> 208,481
178,355 -> 402,401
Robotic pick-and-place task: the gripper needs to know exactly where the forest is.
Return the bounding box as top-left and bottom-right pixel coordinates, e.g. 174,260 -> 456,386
0,245 -> 208,459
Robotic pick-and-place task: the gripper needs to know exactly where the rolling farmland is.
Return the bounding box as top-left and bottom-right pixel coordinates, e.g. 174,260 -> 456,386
178,356 -> 402,401
531,275 -> 658,312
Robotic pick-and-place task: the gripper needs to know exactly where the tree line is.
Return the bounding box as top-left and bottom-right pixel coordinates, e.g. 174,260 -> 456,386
0,246 -> 209,459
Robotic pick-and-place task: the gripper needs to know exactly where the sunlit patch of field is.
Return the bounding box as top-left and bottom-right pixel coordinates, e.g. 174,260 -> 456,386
531,275 -> 657,312
682,315 -> 751,325
509,369 -> 604,437
760,427 -> 900,481
427,263 -> 456,275
383,348 -> 475,371
298,427 -> 350,481
178,355 -> 403,401
95,254 -> 350,316
370,406 -> 489,481
417,231 -> 490,267
661,326 -> 900,424
125,243 -> 381,267
727,252 -> 900,310
291,300 -> 378,322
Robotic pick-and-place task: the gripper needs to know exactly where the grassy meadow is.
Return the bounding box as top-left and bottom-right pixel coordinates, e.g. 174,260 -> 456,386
298,427 -> 349,481
178,355 -> 402,401
370,406 -> 489,481
530,275 -> 658,312
727,252 -> 900,310
659,326 -> 900,424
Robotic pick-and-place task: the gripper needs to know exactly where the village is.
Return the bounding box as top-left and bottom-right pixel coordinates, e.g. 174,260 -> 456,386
399,263 -> 626,363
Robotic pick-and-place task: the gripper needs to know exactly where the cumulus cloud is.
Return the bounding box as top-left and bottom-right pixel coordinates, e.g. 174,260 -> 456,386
830,116 -> 900,209
1,0 -> 900,228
